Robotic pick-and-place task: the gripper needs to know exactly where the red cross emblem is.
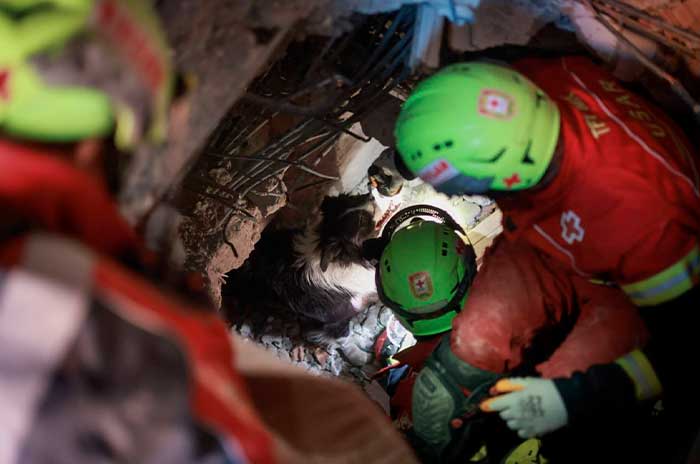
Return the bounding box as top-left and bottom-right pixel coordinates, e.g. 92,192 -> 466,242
0,68 -> 11,102
560,210 -> 585,244
503,173 -> 521,188
408,271 -> 434,300
478,89 -> 514,119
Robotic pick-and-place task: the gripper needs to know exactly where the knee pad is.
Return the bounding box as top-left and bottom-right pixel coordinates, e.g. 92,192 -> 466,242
412,336 -> 501,449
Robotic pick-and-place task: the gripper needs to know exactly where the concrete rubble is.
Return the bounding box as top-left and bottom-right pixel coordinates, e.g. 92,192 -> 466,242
232,304 -> 402,385
228,176 -> 496,390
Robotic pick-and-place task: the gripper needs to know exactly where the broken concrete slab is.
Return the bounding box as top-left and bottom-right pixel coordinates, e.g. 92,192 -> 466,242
119,0 -> 355,223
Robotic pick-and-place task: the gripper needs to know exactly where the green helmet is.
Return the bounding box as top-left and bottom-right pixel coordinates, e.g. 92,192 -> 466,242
377,220 -> 476,337
0,0 -> 174,148
394,61 -> 560,195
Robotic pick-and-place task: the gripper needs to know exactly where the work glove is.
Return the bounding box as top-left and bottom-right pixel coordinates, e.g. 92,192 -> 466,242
480,378 -> 569,439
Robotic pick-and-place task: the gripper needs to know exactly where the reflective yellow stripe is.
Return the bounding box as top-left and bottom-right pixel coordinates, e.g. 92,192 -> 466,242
615,350 -> 663,401
622,245 -> 700,306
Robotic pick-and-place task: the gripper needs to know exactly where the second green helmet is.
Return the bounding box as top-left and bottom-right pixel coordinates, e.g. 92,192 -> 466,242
378,220 -> 476,337
394,61 -> 560,195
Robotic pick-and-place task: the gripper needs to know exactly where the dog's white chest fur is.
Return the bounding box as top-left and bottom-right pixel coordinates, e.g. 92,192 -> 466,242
295,233 -> 377,310
308,261 -> 377,310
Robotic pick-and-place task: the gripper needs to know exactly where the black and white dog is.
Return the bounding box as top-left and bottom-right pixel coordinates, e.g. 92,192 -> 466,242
223,193 -> 379,344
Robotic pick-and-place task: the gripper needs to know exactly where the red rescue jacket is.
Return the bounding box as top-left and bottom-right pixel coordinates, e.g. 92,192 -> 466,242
501,56 -> 700,306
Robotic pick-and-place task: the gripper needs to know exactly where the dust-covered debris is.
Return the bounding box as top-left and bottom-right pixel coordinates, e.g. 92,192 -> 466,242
451,0 -> 568,51
180,185 -> 287,307
231,303 -> 414,387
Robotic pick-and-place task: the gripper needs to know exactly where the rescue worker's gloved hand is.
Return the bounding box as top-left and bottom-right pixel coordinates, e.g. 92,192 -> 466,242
482,360 -> 646,441
480,378 -> 568,438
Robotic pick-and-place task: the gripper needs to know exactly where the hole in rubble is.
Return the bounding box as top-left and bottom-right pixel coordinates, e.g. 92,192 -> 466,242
181,7 -> 507,386
220,164 -> 498,386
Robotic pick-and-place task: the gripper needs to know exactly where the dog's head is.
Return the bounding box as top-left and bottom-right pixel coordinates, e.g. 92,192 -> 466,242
316,193 -> 377,272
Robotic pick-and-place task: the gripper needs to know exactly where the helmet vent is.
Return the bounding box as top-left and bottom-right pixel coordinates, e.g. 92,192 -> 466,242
479,147 -> 506,163
535,91 -> 545,107
410,150 -> 423,161
521,140 -> 534,165
384,259 -> 391,272
441,241 -> 448,256
432,141 -> 454,152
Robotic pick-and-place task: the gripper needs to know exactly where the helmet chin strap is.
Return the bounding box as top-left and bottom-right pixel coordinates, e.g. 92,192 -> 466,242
382,204 -> 466,239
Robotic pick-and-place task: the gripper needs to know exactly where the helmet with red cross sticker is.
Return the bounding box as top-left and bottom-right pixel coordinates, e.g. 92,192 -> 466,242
394,61 -> 560,195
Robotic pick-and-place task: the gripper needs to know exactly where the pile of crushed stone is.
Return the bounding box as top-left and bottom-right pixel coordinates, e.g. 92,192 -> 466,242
232,303 -> 414,387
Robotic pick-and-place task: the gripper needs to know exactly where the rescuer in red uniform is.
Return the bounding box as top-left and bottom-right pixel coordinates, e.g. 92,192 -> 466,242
393,55 -> 700,461
370,211 -> 648,462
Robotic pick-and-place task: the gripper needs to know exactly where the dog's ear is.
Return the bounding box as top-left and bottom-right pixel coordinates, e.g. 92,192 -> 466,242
320,242 -> 342,272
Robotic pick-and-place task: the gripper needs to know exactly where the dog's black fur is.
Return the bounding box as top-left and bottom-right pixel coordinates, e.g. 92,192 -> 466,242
223,193 -> 378,340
